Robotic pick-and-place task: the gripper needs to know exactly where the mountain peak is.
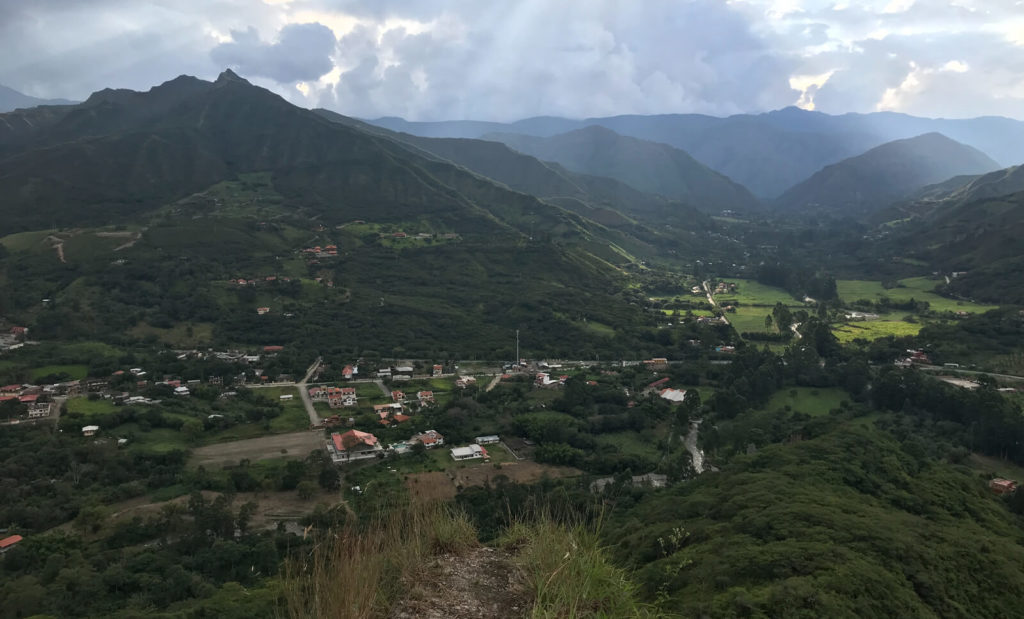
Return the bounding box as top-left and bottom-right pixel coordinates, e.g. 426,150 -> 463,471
215,69 -> 249,85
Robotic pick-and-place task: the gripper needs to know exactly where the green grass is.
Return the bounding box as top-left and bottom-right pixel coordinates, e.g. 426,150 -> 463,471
837,278 -> 998,313
29,364 -> 88,381
595,431 -> 663,460
832,320 -> 922,343
729,306 -> 785,334
130,322 -> 214,347
720,278 -> 803,306
759,387 -> 848,417
65,397 -> 118,417
0,229 -> 56,252
579,320 -> 615,337
256,387 -> 310,432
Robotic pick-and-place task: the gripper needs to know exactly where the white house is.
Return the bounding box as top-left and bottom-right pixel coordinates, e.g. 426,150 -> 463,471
659,388 -> 687,403
475,435 -> 500,445
82,425 -> 100,437
451,444 -> 488,461
174,386 -> 190,397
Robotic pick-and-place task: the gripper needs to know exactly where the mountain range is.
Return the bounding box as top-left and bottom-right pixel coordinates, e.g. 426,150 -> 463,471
775,133 -> 1000,214
0,83 -> 76,113
481,125 -> 759,212
370,108 -> 1024,199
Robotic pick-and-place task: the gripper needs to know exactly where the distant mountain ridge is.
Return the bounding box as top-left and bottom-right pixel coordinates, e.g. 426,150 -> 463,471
775,133 -> 1000,215
0,83 -> 76,112
481,125 -> 760,212
367,108 -> 1024,198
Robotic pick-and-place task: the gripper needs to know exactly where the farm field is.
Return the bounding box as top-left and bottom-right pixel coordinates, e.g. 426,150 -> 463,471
832,319 -> 923,343
729,306 -> 778,334
758,387 -> 848,417
720,278 -> 804,306
594,431 -> 664,460
253,386 -> 309,432
837,278 -> 998,313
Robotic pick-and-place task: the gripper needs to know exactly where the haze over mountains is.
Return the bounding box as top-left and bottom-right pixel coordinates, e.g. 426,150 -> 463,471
481,125 -> 759,212
776,133 -> 1000,214
0,83 -> 76,113
370,110 -> 1024,199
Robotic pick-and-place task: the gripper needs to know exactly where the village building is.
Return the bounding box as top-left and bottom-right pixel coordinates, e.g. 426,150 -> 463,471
391,390 -> 406,402
417,390 -> 434,404
82,425 -> 100,437
644,358 -> 669,370
990,478 -> 1018,495
451,444 -> 488,461
256,307 -> 270,315
328,430 -> 383,463
455,376 -> 477,389
475,435 -> 500,445
432,364 -> 444,376
411,430 -> 445,448
659,388 -> 688,403
341,365 -> 356,379
0,535 -> 23,554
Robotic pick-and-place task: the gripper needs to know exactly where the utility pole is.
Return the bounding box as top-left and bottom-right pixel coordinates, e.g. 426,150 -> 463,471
515,329 -> 520,366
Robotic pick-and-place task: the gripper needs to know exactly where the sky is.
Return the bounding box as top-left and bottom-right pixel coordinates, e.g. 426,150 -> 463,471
2,0 -> 1024,121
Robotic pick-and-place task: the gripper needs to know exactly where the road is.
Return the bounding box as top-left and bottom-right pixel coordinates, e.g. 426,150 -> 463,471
296,357 -> 323,427
703,280 -> 730,326
485,375 -> 502,392
916,365 -> 1024,383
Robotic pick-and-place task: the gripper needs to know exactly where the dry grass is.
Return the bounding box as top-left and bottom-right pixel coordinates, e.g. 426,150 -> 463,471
283,502 -> 477,618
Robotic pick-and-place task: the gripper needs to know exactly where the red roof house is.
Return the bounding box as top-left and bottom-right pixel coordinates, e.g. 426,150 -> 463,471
264,345 -> 284,353
0,535 -> 22,552
391,390 -> 405,402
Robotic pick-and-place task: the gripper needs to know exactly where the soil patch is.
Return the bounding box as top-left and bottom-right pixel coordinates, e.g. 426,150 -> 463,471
454,461 -> 579,489
190,431 -> 324,468
390,547 -> 529,619
405,471 -> 457,502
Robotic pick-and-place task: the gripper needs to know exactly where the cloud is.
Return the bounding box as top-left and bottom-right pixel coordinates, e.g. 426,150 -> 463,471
1,0 -> 1024,119
210,22 -> 337,83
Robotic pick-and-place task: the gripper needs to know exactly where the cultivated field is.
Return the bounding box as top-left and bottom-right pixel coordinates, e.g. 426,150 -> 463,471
720,279 -> 804,306
832,319 -> 923,343
837,278 -> 998,313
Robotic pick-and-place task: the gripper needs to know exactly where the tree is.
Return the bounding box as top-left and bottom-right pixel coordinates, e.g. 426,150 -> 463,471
297,481 -> 317,500
183,418 -> 204,443
764,314 -> 773,331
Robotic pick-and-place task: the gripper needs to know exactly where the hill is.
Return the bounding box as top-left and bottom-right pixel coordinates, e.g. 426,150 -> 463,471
369,108 -> 1024,199
316,110 -> 717,231
482,126 -> 760,212
0,83 -> 76,112
775,133 -> 1000,215
0,70 -> 701,359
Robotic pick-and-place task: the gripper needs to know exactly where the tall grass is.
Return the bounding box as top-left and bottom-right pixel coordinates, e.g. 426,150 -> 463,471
283,502 -> 476,619
499,516 -> 666,618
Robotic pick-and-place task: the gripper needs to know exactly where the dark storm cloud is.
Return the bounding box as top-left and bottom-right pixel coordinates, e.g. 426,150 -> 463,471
210,22 -> 338,83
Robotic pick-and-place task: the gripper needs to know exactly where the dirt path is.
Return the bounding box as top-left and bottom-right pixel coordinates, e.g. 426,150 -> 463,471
45,235 -> 66,263
390,547 -> 529,619
485,374 -> 502,392
703,280 -> 730,325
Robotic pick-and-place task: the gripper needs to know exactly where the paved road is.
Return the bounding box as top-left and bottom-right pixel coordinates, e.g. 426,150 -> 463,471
917,365 -> 1024,383
297,357 -> 323,427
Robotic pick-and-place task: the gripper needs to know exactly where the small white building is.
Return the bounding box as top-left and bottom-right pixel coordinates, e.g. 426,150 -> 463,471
450,444 -> 488,461
659,388 -> 688,403
174,386 -> 190,397
475,435 -> 500,445
82,425 -> 100,437
279,394 -> 294,400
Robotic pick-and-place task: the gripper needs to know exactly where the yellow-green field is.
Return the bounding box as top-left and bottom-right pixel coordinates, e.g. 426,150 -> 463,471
832,320 -> 922,343
837,278 -> 998,314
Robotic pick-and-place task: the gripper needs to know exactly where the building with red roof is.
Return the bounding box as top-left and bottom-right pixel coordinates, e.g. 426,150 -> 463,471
0,535 -> 22,553
411,430 -> 444,448
328,430 -> 383,463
